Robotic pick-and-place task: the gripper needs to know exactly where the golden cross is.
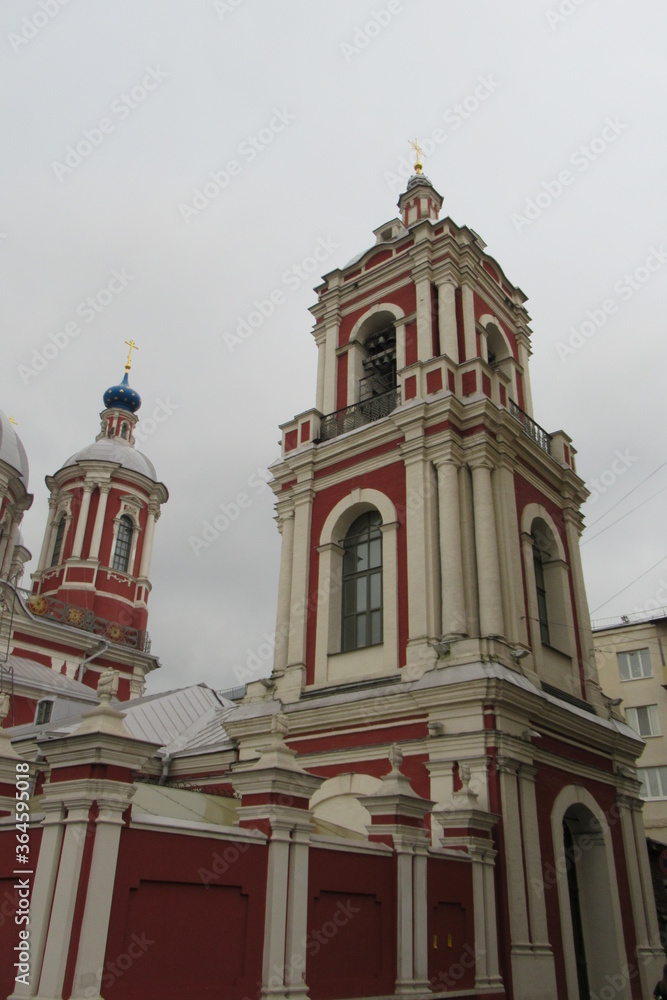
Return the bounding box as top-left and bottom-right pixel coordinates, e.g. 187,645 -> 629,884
8,416 -> 17,426
409,138 -> 424,174
124,339 -> 139,371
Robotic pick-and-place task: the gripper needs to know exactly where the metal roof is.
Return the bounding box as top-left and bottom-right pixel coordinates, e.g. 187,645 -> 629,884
0,655 -> 98,701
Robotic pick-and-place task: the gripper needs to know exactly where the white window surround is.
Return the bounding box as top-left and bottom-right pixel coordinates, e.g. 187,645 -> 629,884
626,704 -> 661,738
550,785 -> 629,1000
314,488 -> 399,686
520,504 -> 576,667
108,496 -> 143,577
617,648 -> 652,681
346,302 -> 407,406
638,766 -> 667,800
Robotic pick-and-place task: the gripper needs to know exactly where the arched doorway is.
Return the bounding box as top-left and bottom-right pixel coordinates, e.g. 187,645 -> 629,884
552,790 -> 630,1000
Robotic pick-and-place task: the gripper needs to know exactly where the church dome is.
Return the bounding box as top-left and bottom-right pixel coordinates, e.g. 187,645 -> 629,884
0,410 -> 29,486
62,437 -> 158,482
103,372 -> 141,413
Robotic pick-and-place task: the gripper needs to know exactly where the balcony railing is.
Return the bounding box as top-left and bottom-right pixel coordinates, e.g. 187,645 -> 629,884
318,387 -> 400,442
509,399 -> 551,455
18,588 -> 151,652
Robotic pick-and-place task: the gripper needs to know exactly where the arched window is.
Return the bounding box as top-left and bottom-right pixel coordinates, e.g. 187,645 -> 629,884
35,699 -> 53,725
112,515 -> 133,573
50,516 -> 66,566
341,511 -> 382,651
120,423 -> 128,440
533,541 -> 550,645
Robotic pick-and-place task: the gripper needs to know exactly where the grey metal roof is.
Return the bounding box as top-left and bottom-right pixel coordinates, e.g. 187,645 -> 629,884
0,410 -> 29,486
63,437 -> 157,482
0,655 -> 98,700
117,684 -> 234,752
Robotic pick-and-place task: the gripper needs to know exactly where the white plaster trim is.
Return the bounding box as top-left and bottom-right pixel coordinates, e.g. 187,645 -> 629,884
129,810 -> 267,842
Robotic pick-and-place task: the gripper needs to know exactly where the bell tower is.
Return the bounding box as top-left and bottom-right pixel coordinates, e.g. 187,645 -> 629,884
30,344 -> 168,654
268,164 -> 603,713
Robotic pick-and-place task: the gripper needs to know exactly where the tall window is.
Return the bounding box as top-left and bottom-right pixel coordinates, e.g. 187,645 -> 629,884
50,516 -> 66,566
341,511 -> 382,651
618,648 -> 652,681
533,542 -> 550,645
625,704 -> 661,737
112,515 -> 133,573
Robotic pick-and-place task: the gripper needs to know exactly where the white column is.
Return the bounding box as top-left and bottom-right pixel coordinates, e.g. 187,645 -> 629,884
8,800 -> 65,999
274,512 -> 295,674
521,530 -> 543,671
469,843 -> 503,990
71,484 -> 94,559
461,284 -> 477,361
564,512 -> 598,694
286,487 -> 314,669
413,264 -> 433,361
70,790 -> 135,999
517,339 -> 534,416
471,463 -> 504,637
436,460 -> 466,636
322,314 -> 340,416
518,766 -> 557,993
261,828 -> 292,997
395,846 -> 415,991
37,502 -> 57,571
315,331 -> 326,413
496,461 -> 528,646
34,805 -> 91,999
88,486 -> 110,561
284,827 -> 311,998
412,844 -> 430,989
138,503 -> 158,579
497,759 -> 530,948
0,516 -> 19,577
437,279 -> 458,362
458,467 -> 479,636
628,798 -> 666,985
403,448 -> 439,665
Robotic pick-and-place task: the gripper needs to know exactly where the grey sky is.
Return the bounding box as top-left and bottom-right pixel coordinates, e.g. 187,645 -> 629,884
3,0 -> 666,691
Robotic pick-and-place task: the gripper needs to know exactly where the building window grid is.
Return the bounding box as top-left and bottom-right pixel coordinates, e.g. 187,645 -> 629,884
341,511 -> 383,651
112,515 -> 134,573
638,766 -> 667,800
618,648 -> 653,681
626,704 -> 661,738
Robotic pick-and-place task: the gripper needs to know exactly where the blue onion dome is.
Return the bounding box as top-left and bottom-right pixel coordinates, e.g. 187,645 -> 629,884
103,371 -> 141,414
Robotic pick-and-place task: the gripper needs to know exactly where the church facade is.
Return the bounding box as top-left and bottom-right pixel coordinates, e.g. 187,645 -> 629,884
0,170 -> 663,1000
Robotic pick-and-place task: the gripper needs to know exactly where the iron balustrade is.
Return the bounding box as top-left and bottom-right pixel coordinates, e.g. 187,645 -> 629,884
18,588 -> 151,652
318,387 -> 400,442
508,399 -> 552,455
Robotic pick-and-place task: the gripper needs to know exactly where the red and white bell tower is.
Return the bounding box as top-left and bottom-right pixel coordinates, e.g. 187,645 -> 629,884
29,345 -> 168,677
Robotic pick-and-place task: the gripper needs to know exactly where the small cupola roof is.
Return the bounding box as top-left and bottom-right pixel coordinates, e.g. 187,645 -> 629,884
103,371 -> 141,414
0,410 -> 30,487
397,140 -> 443,226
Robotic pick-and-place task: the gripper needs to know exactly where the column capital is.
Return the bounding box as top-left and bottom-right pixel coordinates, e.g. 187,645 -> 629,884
81,482 -> 95,495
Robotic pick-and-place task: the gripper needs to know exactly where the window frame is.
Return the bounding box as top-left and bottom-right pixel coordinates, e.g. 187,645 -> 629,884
50,516 -> 67,567
35,699 -> 53,725
637,766 -> 667,800
341,511 -> 383,652
111,515 -> 134,573
625,703 -> 661,737
617,648 -> 653,681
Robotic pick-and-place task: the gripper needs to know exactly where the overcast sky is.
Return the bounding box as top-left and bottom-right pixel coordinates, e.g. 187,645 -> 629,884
3,1 -> 666,693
